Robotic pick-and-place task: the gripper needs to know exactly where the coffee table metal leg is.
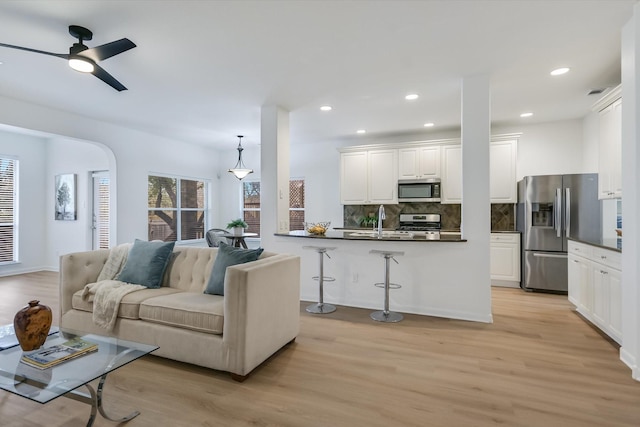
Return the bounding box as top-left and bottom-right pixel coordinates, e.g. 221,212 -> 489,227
95,373 -> 140,423
64,373 -> 139,426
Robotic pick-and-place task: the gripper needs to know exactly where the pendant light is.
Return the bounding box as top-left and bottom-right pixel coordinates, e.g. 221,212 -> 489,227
228,135 -> 253,180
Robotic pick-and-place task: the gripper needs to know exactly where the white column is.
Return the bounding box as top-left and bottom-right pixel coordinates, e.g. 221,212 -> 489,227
260,105 -> 291,248
621,6 -> 640,381
461,74 -> 492,316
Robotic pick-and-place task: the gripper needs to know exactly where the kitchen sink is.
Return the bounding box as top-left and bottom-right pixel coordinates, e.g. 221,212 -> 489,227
348,231 -> 415,238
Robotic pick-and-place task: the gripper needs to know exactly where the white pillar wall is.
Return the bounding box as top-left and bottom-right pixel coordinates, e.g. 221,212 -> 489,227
260,105 -> 291,249
461,74 -> 493,319
621,6 -> 640,381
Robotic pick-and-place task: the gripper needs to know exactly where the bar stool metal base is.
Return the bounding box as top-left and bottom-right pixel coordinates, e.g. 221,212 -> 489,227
370,310 -> 404,323
306,303 -> 337,314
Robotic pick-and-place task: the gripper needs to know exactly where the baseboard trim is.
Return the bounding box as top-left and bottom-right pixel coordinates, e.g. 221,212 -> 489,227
620,347 -> 639,381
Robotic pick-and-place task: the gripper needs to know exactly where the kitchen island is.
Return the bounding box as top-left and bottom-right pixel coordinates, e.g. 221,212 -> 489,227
275,229 -> 466,242
271,230 -> 492,323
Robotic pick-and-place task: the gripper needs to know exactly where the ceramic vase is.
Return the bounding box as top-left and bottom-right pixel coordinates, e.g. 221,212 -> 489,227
14,300 -> 52,351
233,227 -> 244,236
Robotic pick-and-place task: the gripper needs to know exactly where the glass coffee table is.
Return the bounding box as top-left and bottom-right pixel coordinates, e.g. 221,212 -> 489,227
0,328 -> 158,426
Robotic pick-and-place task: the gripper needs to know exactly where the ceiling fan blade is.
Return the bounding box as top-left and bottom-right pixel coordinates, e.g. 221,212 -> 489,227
81,38 -> 136,62
0,42 -> 68,59
92,63 -> 127,91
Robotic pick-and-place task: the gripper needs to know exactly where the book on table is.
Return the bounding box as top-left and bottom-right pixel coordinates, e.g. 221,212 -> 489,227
20,337 -> 98,370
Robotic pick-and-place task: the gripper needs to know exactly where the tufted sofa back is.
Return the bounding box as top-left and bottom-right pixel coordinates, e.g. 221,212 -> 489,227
161,246 -> 275,293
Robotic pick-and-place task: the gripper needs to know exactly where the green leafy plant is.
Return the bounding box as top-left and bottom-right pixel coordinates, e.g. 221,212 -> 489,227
226,218 -> 248,229
359,214 -> 378,227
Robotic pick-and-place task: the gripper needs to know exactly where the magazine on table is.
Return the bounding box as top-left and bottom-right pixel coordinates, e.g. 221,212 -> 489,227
20,337 -> 98,370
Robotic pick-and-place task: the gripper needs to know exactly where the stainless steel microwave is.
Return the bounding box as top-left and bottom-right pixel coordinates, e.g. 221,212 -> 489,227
397,178 -> 441,202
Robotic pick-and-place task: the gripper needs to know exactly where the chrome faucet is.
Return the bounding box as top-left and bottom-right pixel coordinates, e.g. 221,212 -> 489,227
377,205 -> 386,238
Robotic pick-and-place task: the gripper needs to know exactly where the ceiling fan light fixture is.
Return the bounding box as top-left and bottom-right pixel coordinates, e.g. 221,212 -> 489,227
68,56 -> 94,73
228,135 -> 254,180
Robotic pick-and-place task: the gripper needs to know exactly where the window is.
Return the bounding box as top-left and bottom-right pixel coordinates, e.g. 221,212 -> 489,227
0,157 -> 17,263
148,175 -> 208,242
242,179 -> 305,236
289,179 -> 305,231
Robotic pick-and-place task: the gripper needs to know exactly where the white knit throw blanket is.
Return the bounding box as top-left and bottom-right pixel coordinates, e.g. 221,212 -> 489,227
82,280 -> 145,331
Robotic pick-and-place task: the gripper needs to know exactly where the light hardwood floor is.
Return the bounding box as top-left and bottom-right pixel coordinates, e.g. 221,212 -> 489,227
1,271 -> 639,426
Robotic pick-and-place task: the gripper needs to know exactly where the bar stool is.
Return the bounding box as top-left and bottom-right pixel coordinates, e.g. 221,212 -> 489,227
370,249 -> 404,323
303,246 -> 337,314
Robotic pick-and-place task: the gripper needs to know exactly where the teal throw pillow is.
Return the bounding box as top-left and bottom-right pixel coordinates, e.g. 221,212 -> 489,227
117,239 -> 176,288
204,242 -> 264,296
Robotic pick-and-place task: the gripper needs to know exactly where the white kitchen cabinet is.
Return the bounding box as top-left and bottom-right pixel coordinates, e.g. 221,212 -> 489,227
340,151 -> 368,204
567,240 -> 621,344
596,91 -> 622,200
490,233 -> 521,287
368,149 -> 398,204
568,252 -> 592,313
441,140 -> 517,204
340,149 -> 397,205
490,140 -> 518,203
340,135 -> 518,206
398,146 -> 440,179
608,267 -> 622,339
441,145 -> 462,204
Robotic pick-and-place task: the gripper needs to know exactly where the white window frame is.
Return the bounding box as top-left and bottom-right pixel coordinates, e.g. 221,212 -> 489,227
240,178 -> 305,235
0,156 -> 18,264
148,174 -> 209,243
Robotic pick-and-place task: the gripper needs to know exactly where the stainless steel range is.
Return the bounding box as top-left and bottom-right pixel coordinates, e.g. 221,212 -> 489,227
398,213 -> 441,239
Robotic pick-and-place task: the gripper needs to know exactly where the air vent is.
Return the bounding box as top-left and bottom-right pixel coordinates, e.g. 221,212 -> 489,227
587,88 -> 607,96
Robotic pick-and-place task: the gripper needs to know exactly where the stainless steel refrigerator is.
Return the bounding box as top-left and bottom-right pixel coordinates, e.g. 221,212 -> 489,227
516,174 -> 601,292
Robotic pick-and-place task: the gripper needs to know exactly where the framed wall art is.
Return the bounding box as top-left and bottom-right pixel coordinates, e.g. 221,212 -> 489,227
55,173 -> 77,221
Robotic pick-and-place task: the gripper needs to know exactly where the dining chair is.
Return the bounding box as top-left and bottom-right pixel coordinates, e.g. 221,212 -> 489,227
206,228 -> 230,247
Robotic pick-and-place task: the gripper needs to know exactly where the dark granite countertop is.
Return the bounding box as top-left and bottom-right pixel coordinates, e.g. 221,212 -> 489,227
568,236 -> 622,253
275,230 -> 467,242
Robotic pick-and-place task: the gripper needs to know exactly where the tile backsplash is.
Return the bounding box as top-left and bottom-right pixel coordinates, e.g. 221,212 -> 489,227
343,203 -> 515,231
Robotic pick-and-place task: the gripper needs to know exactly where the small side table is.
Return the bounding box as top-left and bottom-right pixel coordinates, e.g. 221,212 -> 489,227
222,232 -> 258,249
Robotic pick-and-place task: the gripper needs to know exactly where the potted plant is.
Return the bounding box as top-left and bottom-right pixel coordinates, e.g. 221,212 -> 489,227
226,218 -> 248,236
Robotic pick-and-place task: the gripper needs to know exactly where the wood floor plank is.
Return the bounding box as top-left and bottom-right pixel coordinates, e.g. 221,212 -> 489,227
0,272 -> 639,426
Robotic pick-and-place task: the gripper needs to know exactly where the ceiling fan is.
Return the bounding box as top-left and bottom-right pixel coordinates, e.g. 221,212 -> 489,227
0,25 -> 136,91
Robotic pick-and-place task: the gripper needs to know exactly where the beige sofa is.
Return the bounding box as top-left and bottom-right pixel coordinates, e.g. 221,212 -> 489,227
59,246 -> 301,381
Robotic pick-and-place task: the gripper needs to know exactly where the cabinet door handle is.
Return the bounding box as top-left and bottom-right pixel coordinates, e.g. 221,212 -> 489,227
572,260 -> 579,263
600,270 -> 608,275
601,255 -> 607,260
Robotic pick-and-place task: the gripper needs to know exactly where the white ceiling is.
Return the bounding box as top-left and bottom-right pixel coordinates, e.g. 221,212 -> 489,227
0,1 -> 636,149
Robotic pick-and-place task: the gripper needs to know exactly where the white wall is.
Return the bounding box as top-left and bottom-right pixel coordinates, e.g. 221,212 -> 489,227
582,111 -> 600,172
45,137 -> 109,269
0,128 -> 47,275
493,119 -> 590,180
621,6 -> 640,381
0,95 -> 222,263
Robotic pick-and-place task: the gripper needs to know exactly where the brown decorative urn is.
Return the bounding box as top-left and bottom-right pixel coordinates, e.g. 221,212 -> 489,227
13,300 -> 52,351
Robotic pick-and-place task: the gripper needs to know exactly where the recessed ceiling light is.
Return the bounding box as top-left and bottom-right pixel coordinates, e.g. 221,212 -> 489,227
356,129 -> 366,134
550,67 -> 570,76
520,112 -> 533,118
424,122 -> 434,127
405,94 -> 419,100
320,105 -> 332,111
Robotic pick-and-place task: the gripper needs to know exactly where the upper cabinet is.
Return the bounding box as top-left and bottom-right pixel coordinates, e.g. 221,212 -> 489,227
398,146 -> 441,179
340,149 -> 397,205
339,135 -> 518,205
441,145 -> 462,204
490,140 -> 518,203
441,139 -> 518,204
593,85 -> 621,200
